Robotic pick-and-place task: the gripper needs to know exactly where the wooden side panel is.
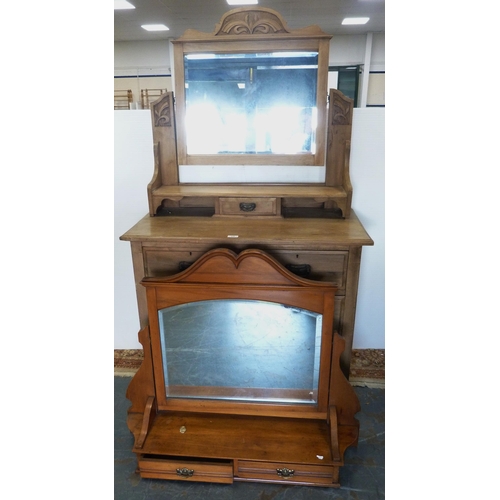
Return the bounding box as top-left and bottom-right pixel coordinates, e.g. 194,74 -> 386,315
126,326 -> 155,418
130,241 -> 148,329
341,246 -> 363,375
315,38 -> 330,167
147,143 -> 162,216
173,44 -> 187,165
329,332 -> 361,428
325,89 -> 353,217
150,91 -> 178,190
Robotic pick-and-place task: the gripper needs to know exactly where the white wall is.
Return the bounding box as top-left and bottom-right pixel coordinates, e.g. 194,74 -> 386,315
350,108 -> 385,348
329,33 -> 385,71
114,33 -> 385,77
114,108 -> 385,349
114,111 -> 154,349
114,34 -> 385,109
114,40 -> 172,76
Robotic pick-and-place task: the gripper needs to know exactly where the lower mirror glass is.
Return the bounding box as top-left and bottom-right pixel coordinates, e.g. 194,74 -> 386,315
158,299 -> 322,404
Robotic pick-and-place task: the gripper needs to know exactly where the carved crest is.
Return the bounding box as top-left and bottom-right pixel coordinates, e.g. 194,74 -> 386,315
215,9 -> 289,36
330,91 -> 353,126
153,93 -> 172,127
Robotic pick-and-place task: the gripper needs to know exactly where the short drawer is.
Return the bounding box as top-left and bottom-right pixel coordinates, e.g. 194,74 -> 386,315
143,249 -> 207,277
268,250 -> 348,288
237,460 -> 335,486
218,197 -> 279,216
138,455 -> 233,484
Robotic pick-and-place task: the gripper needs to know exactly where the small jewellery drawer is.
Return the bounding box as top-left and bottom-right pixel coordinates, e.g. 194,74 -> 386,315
218,197 -> 280,216
237,460 -> 335,486
138,455 -> 233,484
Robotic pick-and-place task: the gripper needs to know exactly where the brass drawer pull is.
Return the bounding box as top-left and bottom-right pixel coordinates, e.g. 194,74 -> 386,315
276,467 -> 295,478
239,202 -> 256,212
176,467 -> 194,477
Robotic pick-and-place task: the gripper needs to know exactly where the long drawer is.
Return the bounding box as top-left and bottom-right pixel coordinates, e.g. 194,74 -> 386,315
143,247 -> 348,289
138,455 -> 233,484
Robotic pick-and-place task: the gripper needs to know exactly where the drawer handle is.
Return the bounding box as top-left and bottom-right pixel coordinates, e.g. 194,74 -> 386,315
178,261 -> 193,272
239,202 -> 256,212
276,467 -> 295,478
176,467 -> 194,477
285,263 -> 311,278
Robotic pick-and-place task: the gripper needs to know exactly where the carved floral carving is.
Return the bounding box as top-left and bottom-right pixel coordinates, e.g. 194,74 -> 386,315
215,10 -> 289,36
330,92 -> 352,126
153,94 -> 172,127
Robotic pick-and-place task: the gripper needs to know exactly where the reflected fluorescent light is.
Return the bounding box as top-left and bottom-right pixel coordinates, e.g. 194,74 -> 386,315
141,24 -> 170,31
185,54 -> 216,60
114,1 -> 135,9
227,1 -> 258,5
270,52 -> 317,58
342,17 -> 370,25
237,83 -> 246,89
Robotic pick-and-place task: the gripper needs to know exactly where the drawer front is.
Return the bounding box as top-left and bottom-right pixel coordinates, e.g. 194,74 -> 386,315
138,456 -> 233,484
237,460 -> 335,486
268,251 -> 348,289
143,249 -> 207,277
219,197 -> 279,216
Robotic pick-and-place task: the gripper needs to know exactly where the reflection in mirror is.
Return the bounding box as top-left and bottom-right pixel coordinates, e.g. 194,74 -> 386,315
184,52 -> 318,155
158,299 -> 322,404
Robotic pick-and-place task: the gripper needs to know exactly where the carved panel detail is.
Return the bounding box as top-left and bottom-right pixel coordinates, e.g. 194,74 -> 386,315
215,10 -> 289,36
153,94 -> 172,127
330,92 -> 353,126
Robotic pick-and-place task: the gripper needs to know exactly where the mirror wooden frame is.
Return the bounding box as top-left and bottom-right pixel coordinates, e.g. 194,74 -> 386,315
171,7 -> 332,168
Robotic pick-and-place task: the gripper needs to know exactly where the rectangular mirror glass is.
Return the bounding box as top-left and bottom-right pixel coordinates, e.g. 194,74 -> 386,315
184,52 -> 318,155
158,299 -> 322,404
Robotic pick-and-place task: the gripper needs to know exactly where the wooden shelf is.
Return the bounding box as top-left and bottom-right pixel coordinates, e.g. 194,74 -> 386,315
131,411 -> 358,464
152,184 -> 347,199
150,185 -> 349,218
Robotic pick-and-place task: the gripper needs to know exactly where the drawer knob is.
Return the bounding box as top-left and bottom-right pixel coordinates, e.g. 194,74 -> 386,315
176,467 -> 194,477
239,202 -> 256,212
276,467 -> 295,478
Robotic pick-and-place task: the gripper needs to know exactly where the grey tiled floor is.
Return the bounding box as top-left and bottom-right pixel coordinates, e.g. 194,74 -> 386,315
115,376 -> 385,499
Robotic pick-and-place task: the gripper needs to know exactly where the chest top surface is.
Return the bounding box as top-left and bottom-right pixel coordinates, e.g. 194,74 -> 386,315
120,211 -> 373,247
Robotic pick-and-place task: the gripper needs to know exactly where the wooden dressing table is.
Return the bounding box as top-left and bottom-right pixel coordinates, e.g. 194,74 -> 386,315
120,6 -> 374,488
